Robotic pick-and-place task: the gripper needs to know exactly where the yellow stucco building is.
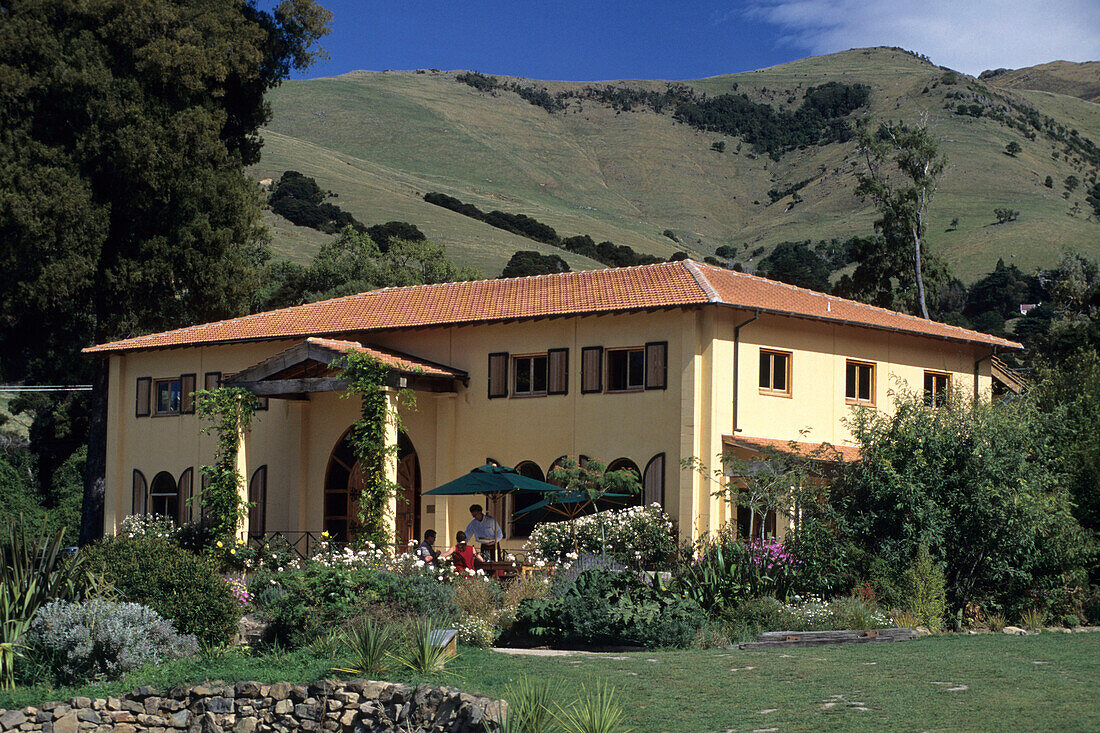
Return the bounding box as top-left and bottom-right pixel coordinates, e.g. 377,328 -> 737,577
83,261 -> 1020,550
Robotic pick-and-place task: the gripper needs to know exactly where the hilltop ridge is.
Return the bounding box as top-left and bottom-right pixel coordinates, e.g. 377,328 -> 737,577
253,47 -> 1100,280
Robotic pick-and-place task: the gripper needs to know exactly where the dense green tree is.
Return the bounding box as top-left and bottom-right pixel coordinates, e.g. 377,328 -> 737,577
501,251 -> 570,278
366,221 -> 425,253
0,0 -> 331,544
269,170 -> 366,234
1004,141 -> 1021,156
1021,252 -> 1100,366
756,241 -> 831,292
965,258 -> 1038,320
854,118 -> 947,318
835,389 -> 1084,612
256,227 -> 479,310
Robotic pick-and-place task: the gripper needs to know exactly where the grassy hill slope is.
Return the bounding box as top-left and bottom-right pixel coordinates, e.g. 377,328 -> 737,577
980,60 -> 1100,103
252,47 -> 1100,280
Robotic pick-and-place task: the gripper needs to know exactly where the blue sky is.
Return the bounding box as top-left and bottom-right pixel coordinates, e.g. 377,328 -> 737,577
273,1 -> 1099,81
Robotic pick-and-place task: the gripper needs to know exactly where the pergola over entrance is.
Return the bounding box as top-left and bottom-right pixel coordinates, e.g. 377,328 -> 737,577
223,337 -> 468,398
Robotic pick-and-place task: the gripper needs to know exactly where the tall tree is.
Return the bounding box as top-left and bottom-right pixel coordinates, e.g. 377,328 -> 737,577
0,0 -> 331,544
854,118 -> 947,319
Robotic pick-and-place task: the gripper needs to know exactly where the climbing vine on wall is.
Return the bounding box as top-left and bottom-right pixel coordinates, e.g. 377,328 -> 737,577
196,388 -> 257,543
337,351 -> 416,544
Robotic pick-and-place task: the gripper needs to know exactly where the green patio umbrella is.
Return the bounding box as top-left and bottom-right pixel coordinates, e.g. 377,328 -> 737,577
424,463 -> 563,497
511,489 -> 633,521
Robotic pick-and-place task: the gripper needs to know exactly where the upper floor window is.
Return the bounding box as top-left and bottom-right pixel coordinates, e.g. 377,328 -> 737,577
155,379 -> 182,415
607,348 -> 645,392
488,349 -> 569,399
924,371 -> 950,408
845,360 -> 875,405
759,349 -> 791,396
513,354 -> 549,396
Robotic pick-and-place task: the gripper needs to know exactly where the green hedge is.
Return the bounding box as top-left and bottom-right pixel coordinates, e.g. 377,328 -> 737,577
83,535 -> 239,645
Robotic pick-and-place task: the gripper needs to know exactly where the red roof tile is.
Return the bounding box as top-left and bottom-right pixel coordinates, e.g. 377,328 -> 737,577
83,261 -> 1021,354
724,434 -> 861,463
303,338 -> 466,378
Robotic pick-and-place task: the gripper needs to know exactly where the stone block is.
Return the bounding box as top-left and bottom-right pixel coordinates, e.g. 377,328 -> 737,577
144,698 -> 163,716
267,684 -> 290,702
234,682 -> 262,700
68,700 -> 91,711
232,717 -> 256,733
0,710 -> 28,730
52,713 -> 79,733
106,699 -> 121,712
273,701 -> 293,717
169,710 -> 192,728
74,710 -> 100,724
131,687 -> 159,701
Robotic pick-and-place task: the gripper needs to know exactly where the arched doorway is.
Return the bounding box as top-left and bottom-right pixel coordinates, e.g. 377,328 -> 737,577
324,429 -> 420,544
607,457 -> 642,506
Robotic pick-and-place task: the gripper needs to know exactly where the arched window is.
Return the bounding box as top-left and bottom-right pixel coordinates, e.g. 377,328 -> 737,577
249,465 -> 267,538
642,454 -> 665,509
177,468 -> 194,525
607,458 -> 641,506
547,456 -> 569,487
149,471 -> 178,521
132,470 -> 147,516
511,461 -> 544,539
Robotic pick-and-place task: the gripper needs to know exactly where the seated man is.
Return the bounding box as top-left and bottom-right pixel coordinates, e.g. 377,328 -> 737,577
415,529 -> 440,563
465,503 -> 504,562
439,531 -> 476,575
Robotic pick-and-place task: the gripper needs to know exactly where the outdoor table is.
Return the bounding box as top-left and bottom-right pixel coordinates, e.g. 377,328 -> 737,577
478,560 -> 523,579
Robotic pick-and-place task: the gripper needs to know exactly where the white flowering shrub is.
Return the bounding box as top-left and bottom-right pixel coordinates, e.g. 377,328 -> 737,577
455,616 -> 498,648
725,594 -> 892,635
117,514 -> 176,541
524,504 -> 677,567
24,599 -> 199,684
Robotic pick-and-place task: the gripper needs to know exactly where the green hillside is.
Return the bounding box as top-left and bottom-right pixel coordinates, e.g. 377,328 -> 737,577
252,47 -> 1100,280
980,60 -> 1100,104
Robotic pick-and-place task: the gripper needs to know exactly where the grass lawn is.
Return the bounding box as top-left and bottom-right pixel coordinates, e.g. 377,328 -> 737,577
3,633 -> 1097,731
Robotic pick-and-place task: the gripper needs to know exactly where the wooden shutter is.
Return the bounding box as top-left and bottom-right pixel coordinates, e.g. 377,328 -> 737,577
581,347 -> 603,393
199,471 -> 210,521
643,453 -> 665,507
645,341 -> 667,390
180,374 -> 196,414
132,470 -> 147,515
204,372 -> 221,391
177,468 -> 193,524
548,348 -> 569,395
488,352 -> 509,398
249,465 -> 267,538
135,377 -> 151,417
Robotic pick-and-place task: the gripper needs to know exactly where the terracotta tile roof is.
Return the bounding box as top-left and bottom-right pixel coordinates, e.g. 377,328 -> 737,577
302,338 -> 466,379
83,261 -> 1021,354
724,434 -> 861,463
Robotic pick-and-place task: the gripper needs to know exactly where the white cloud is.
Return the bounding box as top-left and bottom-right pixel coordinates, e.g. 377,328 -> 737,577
748,1 -> 1100,74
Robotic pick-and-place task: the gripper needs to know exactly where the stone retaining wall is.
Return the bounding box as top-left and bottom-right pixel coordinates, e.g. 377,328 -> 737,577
0,679 -> 506,733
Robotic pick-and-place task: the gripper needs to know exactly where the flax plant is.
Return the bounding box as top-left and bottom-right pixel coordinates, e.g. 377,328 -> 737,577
333,618 -> 398,677
0,516 -> 88,688
497,676 -> 557,733
397,620 -> 455,675
554,684 -> 631,733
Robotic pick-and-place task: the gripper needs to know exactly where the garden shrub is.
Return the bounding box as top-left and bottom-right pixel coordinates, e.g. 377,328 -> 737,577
83,535 -> 238,645
525,504 -> 677,567
833,389 -> 1085,614
23,599 -> 198,684
720,596 -> 785,638
901,545 -> 946,632
515,568 -> 704,648
550,553 -> 628,597
671,528 -> 799,611
783,511 -> 855,597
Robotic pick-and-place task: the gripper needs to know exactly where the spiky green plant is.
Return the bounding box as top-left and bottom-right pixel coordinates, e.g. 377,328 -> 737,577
0,515 -> 88,688
1020,607 -> 1046,631
333,618 -> 398,677
555,684 -> 631,733
397,620 -> 455,675
496,675 -> 558,733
